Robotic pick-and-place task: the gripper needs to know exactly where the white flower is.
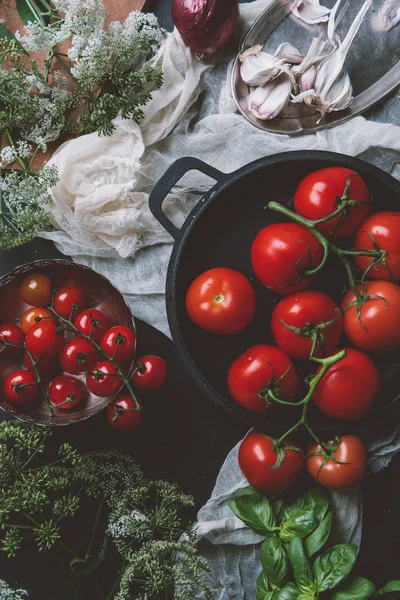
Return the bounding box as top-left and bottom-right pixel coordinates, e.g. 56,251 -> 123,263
0,579 -> 28,600
1,147 -> 15,166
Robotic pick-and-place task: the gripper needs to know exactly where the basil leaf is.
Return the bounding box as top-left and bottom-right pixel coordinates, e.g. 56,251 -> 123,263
257,571 -> 272,600
288,537 -> 316,595
331,577 -> 376,600
229,488 -> 277,535
280,510 -> 318,543
273,583 -> 300,600
280,488 -> 328,524
16,0 -> 49,26
261,536 -> 288,589
313,544 -> 357,592
375,581 -> 400,596
305,511 -> 333,557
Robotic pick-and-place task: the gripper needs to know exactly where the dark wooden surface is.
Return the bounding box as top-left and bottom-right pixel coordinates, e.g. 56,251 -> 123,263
0,0 -> 399,596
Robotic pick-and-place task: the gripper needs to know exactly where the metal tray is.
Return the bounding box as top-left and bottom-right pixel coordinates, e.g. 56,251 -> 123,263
232,0 -> 400,135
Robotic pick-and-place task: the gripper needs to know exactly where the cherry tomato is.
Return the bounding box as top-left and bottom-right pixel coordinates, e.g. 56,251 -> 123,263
74,309 -> 109,343
86,360 -> 122,397
354,212 -> 400,281
341,281 -> 400,351
25,321 -> 64,358
313,348 -> 379,420
100,326 -> 136,362
271,291 -> 343,360
227,345 -> 299,415
186,267 -> 256,334
23,352 -> 57,376
59,339 -> 99,375
238,431 -> 305,495
4,369 -> 39,404
0,324 -> 24,358
19,273 -> 52,307
48,375 -> 84,410
307,435 -> 366,490
294,167 -> 370,239
251,223 -> 324,295
54,286 -> 86,319
106,394 -> 144,431
131,355 -> 168,391
20,307 -> 56,334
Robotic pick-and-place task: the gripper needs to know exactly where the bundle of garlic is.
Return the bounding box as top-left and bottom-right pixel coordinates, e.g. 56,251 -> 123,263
239,0 -> 373,122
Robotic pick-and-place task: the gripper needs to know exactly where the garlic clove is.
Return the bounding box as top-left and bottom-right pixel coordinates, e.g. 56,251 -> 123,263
274,42 -> 303,64
299,65 -> 317,92
249,76 -> 292,120
372,0 -> 400,32
240,52 -> 282,86
239,44 -> 264,62
292,36 -> 328,75
291,0 -> 332,24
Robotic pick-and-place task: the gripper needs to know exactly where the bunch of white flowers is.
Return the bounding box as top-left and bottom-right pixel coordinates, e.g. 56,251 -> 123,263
0,580 -> 28,600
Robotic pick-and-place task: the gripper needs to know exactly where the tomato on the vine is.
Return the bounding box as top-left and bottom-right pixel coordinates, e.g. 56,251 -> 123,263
48,375 -> 84,410
20,307 -> 55,334
341,281 -> 400,351
4,369 -> 39,404
294,167 -> 370,239
227,345 -> 298,415
354,212 -> 400,281
59,339 -> 99,375
271,291 -> 343,360
100,326 -> 136,362
54,286 -> 86,319
74,309 -> 109,343
238,431 -> 305,495
25,321 -> 64,358
86,360 -> 122,397
186,267 -> 256,334
0,324 -> 24,358
106,394 -> 143,431
19,273 -> 52,307
307,435 -> 366,489
23,352 -> 57,377
313,348 -> 379,420
251,223 -> 324,295
131,355 -> 168,391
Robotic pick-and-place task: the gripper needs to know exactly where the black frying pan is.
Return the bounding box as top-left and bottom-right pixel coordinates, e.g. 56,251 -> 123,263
149,151 -> 400,436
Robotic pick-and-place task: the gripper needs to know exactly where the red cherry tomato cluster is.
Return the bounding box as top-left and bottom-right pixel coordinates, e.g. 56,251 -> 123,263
186,166 -> 400,493
1,274 -> 168,432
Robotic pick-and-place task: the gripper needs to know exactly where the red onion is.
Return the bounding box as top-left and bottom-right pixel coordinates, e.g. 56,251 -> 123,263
172,0 -> 239,58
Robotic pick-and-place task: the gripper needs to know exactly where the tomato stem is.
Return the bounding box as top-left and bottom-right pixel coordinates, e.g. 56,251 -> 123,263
24,346 -> 53,411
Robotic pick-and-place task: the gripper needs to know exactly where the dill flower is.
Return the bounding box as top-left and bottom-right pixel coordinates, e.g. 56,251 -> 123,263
0,580 -> 28,600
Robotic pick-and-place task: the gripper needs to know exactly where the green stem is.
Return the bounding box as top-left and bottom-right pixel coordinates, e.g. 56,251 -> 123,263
85,498 -> 105,559
24,346 -> 53,411
4,129 -> 29,172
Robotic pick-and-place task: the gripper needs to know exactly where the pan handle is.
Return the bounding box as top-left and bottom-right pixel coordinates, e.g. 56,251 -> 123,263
149,157 -> 227,240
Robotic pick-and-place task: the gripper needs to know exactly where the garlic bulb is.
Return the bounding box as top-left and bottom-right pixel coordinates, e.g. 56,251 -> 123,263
240,43 -> 301,87
291,0 -> 332,24
249,76 -> 292,120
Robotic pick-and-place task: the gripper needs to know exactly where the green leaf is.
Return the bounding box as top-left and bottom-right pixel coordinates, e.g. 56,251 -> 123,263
257,571 -> 272,600
313,544 -> 358,592
280,488 -> 328,525
288,537 -> 316,595
261,536 -> 288,589
272,583 -> 301,600
332,577 -> 376,600
375,581 -> 400,596
70,536 -> 107,576
280,510 -> 319,543
229,488 -> 277,535
16,0 -> 49,25
305,511 -> 333,557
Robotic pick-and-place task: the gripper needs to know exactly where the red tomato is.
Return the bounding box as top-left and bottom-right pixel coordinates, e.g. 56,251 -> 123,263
294,167 -> 370,239
131,355 -> 168,391
185,267 -> 256,334
100,326 -> 136,362
23,352 -> 57,376
0,324 -> 24,358
54,286 -> 86,319
59,339 -> 99,375
86,360 -> 122,397
251,223 -> 323,295
227,345 -> 299,415
341,281 -> 400,351
106,394 -> 144,431
238,431 -> 305,495
354,212 -> 400,281
25,321 -> 64,358
20,307 -> 55,334
4,369 -> 39,404
48,375 -> 84,410
19,273 -> 52,307
74,309 -> 109,343
271,291 -> 343,360
307,435 -> 366,490
313,348 -> 379,420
